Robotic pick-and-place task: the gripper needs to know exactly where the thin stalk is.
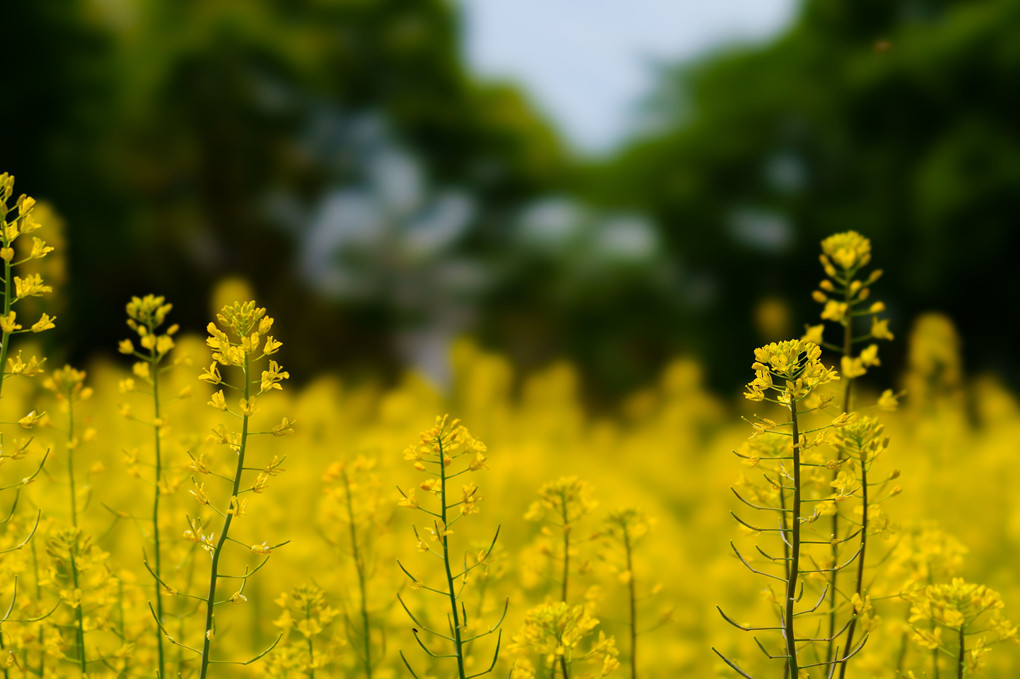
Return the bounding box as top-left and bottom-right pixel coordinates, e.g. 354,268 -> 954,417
559,655 -> 570,679
0,248 -> 12,399
304,599 -> 315,678
783,401 -> 802,677
65,392 -> 87,672
150,339 -> 167,679
69,540 -> 87,673
439,437 -> 468,679
342,470 -> 373,678
826,282 -> 854,664
199,354 -> 251,679
957,626 -> 965,679
929,573 -> 940,679
624,526 -> 637,679
560,490 -> 570,604
0,623 -> 7,679
31,538 -> 44,677
778,470 -> 790,679
117,579 -> 129,677
67,396 -> 78,529
837,444 -> 868,679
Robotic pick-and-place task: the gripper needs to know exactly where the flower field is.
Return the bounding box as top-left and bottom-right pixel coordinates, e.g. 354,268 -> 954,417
0,174 -> 1017,677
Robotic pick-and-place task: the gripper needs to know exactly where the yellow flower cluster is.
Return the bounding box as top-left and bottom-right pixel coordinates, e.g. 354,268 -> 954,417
524,476 -> 598,525
509,601 -> 619,678
821,231 -> 872,272
744,339 -> 839,403
807,230 -> 893,393
120,294 -> 178,363
0,173 -> 57,402
908,579 -> 1017,673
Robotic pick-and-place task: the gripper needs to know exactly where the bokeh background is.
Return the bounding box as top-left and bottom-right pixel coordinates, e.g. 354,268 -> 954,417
2,0 -> 1017,398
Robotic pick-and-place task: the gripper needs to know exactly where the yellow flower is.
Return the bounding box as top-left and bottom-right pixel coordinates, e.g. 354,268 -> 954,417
859,343 -> 880,367
29,237 -> 54,259
802,324 -> 824,344
397,488 -> 418,508
272,417 -> 295,436
263,336 -> 282,355
199,362 -> 222,385
877,389 -> 899,410
871,316 -> 894,340
208,390 -> 227,411
746,339 -> 838,403
260,360 -> 290,392
190,482 -> 209,505
841,356 -> 866,380
31,313 -> 56,333
820,300 -> 848,322
820,231 -> 871,270
0,311 -> 21,334
240,396 -> 258,417
18,410 -> 44,429
13,273 -> 52,299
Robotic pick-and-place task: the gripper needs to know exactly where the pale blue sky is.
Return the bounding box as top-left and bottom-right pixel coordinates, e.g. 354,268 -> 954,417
460,0 -> 798,154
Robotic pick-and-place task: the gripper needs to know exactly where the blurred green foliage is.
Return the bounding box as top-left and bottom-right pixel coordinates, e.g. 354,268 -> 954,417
2,0 -> 1016,397
581,0 -> 1020,392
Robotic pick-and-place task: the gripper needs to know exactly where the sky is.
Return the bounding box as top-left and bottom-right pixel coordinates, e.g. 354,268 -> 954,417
460,0 -> 799,154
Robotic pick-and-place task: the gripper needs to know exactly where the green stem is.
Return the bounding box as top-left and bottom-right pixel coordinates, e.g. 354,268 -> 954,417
957,626 -> 966,679
784,402 -> 802,677
439,437 -> 467,679
31,538 -> 44,677
0,626 -> 7,679
150,339 -> 166,679
67,394 -> 78,529
560,490 -> 570,604
199,355 -> 250,679
342,470 -> 373,679
64,392 -> 87,672
837,441 -> 868,679
624,527 -> 637,679
69,538 -> 87,673
826,285 -> 854,665
304,599 -> 315,678
0,249 -> 12,400
559,655 -> 570,679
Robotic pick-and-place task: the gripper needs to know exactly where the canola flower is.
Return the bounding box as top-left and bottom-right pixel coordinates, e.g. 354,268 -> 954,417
0,173 -> 54,607
268,584 -> 340,676
118,294 -> 185,678
0,174 -> 1014,678
0,173 -> 56,401
508,601 -> 619,679
524,477 -> 598,603
396,415 -> 506,679
321,455 -> 388,678
42,366 -> 96,674
601,508 -> 650,679
907,579 -> 1016,678
145,300 -> 292,677
806,230 -> 896,672
717,339 -> 848,678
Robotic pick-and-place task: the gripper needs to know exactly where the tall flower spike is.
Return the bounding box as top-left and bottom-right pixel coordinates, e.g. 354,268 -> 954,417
602,507 -> 651,679
119,294 -> 182,679
0,173 -> 56,400
396,415 -> 506,679
808,232 -> 898,675
524,476 -> 598,603
717,340 -> 855,679
146,301 -> 290,678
